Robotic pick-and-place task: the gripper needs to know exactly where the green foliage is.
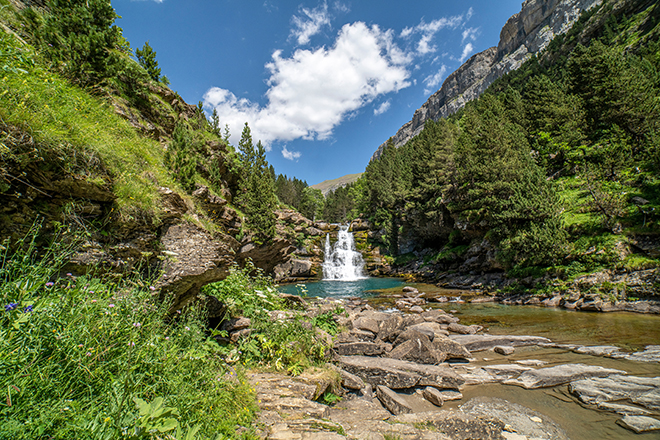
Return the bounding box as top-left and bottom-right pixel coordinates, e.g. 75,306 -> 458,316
165,122 -> 198,192
0,227 -> 258,440
311,309 -> 343,336
235,123 -> 277,241
202,262 -> 327,372
135,41 -> 161,82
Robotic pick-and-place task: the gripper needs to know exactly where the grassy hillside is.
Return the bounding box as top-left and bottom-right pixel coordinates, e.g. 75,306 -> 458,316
311,173 -> 363,196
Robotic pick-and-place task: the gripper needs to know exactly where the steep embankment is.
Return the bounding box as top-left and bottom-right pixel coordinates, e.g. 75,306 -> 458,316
372,0 -> 602,160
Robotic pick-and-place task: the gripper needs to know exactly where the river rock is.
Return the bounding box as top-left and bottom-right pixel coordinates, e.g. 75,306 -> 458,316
459,397 -> 569,440
422,386 -> 445,407
617,415 -> 660,433
433,336 -> 472,360
447,323 -> 482,335
569,375 -> 660,411
482,364 -> 533,381
394,410 -> 505,440
573,345 -> 621,357
450,334 -> 551,352
494,345 -> 515,355
351,317 -> 380,334
504,363 -> 627,389
409,322 -> 446,340
597,402 -> 652,416
376,385 -> 413,415
334,342 -> 385,356
410,305 -> 425,313
394,327 -> 435,345
339,369 -> 365,390
338,355 -> 464,390
515,359 -> 548,366
378,314 -> 404,342
619,345 -> 660,363
387,336 -> 447,365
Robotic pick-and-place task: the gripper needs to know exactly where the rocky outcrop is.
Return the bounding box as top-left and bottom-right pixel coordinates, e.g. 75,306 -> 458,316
371,0 -> 602,160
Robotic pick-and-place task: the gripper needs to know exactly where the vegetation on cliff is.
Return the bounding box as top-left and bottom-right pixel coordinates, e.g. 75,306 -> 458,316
340,0 -> 660,282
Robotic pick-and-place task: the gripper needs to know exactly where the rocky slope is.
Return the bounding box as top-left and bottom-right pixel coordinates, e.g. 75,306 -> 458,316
371,0 -> 602,161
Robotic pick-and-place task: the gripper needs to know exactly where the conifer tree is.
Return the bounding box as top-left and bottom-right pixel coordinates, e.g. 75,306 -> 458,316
135,41 -> 161,82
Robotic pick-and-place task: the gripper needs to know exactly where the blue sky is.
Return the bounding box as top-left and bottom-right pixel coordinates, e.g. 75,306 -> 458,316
113,0 -> 523,185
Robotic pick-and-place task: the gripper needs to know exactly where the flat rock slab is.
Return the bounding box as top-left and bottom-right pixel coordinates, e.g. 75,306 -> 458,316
482,364 -> 533,381
339,355 -> 464,390
450,334 -> 551,352
617,345 -> 660,363
395,410 -> 505,440
569,374 -> 660,411
504,363 -> 626,389
597,402 -> 652,416
334,342 -> 385,356
376,385 -> 413,415
617,415 -> 660,433
460,397 -> 569,440
573,345 -> 621,356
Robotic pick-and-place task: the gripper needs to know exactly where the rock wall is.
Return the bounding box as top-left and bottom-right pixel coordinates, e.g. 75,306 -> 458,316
371,0 -> 603,161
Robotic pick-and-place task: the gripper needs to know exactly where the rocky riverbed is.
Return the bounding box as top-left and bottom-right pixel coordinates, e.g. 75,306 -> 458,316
246,289 -> 660,439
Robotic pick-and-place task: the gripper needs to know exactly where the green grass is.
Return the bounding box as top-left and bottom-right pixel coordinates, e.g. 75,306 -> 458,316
0,31 -> 176,222
0,224 -> 259,440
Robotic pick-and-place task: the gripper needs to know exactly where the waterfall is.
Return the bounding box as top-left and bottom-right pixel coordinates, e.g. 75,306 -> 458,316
322,225 -> 366,281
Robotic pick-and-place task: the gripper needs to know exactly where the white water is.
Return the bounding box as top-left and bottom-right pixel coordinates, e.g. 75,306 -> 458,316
322,225 -> 366,281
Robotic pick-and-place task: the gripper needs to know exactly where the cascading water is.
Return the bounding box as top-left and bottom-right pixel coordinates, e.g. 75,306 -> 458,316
322,225 -> 366,281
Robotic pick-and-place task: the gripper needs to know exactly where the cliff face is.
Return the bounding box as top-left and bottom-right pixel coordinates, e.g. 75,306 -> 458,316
371,0 -> 602,161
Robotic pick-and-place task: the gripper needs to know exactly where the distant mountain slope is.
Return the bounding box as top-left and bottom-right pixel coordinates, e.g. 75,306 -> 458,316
311,173 -> 362,196
371,0 -> 602,161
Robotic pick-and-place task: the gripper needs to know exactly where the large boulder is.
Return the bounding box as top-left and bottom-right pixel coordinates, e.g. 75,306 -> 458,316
158,222 -> 237,314
338,355 -> 464,390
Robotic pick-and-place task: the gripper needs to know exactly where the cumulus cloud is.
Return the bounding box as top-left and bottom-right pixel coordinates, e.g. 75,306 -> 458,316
459,43 -> 474,62
374,100 -> 391,116
290,1 -> 331,45
282,146 -> 302,160
204,22 -> 411,147
423,65 -> 448,94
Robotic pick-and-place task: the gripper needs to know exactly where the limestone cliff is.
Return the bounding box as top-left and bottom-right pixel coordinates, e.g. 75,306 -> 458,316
371,0 -> 602,161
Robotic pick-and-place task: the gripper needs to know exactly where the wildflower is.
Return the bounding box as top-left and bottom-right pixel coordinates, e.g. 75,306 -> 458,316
185,326 -> 190,331
23,305 -> 33,313
149,286 -> 156,291
108,304 -> 115,308
128,341 -> 135,347
176,310 -> 181,314
78,344 -> 83,348
133,322 -> 141,328
88,290 -> 94,294
45,282 -> 54,287
86,352 -> 92,356
165,337 -> 169,340
66,273 -> 72,277
91,300 -> 96,303
4,303 -> 18,311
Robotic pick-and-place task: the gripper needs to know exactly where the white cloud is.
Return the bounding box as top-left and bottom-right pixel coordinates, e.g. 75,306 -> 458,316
204,22 -> 411,147
423,65 -> 448,94
333,1 -> 350,14
374,100 -> 391,116
466,7 -> 474,21
282,146 -> 302,160
290,1 -> 331,45
401,15 -> 464,55
462,27 -> 479,43
459,43 -> 474,62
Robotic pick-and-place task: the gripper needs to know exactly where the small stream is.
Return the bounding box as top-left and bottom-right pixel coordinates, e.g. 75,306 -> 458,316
279,278 -> 660,439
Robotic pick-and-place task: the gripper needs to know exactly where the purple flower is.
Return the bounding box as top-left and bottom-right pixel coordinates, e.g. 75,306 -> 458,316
149,286 -> 156,291
86,352 -> 92,356
128,341 -> 135,347
45,282 -> 54,287
66,273 -> 72,277
133,322 -> 141,328
108,304 -> 115,308
4,303 -> 18,312
88,290 -> 94,294
23,305 -> 33,313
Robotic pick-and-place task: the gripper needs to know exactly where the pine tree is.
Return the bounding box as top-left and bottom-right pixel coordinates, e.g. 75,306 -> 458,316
135,41 -> 161,82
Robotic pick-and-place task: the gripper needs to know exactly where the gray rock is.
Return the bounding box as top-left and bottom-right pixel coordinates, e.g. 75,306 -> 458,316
387,336 -> 447,365
376,385 -> 413,415
395,410 -> 505,440
334,342 -> 385,356
393,327 -> 435,346
597,402 -> 652,416
573,345 -> 621,356
515,359 -> 548,366
436,389 -> 463,401
223,316 -> 251,332
617,415 -> 660,433
433,336 -> 472,360
409,305 -> 424,313
620,345 -> 660,363
338,355 -> 464,390
460,397 -> 569,440
505,363 -> 626,389
450,334 -> 551,352
352,317 -> 379,334
447,323 -> 482,335
348,329 -> 376,342
493,345 -> 515,355
569,375 -> 660,411
377,314 -> 404,342
482,364 -> 533,381
339,368 -> 365,390
422,386 -> 444,407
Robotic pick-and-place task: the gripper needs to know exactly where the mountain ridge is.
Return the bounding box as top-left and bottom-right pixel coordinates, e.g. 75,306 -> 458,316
371,0 -> 603,161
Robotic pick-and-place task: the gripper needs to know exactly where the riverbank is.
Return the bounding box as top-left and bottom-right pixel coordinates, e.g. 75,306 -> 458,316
253,292 -> 660,439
